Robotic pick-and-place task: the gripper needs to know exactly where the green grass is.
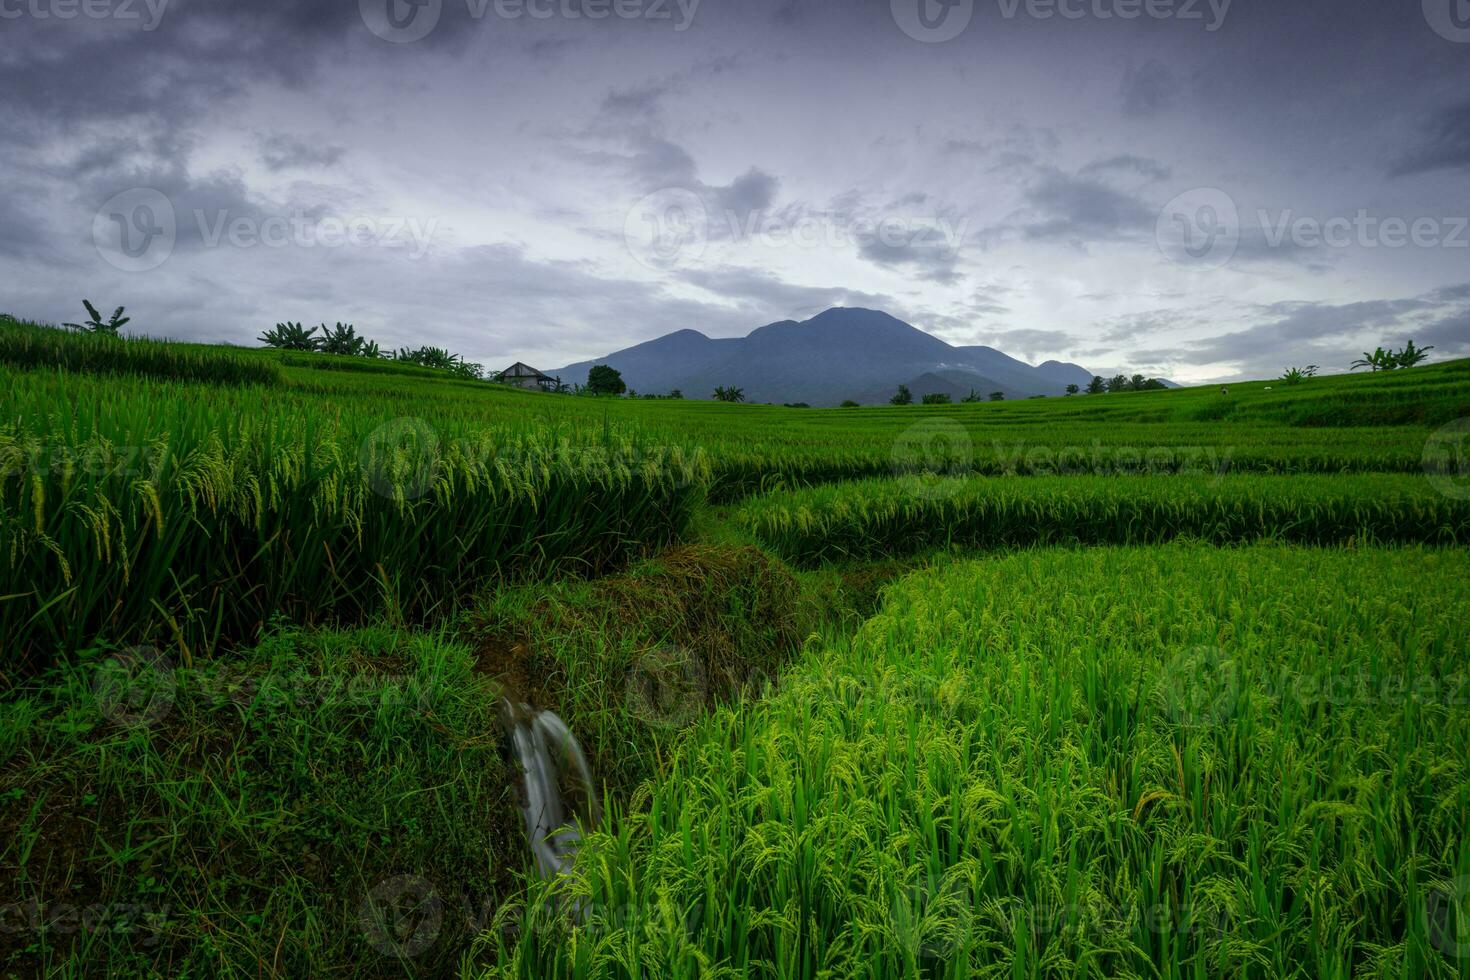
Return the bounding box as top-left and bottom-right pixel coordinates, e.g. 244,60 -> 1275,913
484,544 -> 1470,979
0,317 -> 284,388
0,624 -> 515,977
0,367 -> 708,672
738,473 -> 1470,564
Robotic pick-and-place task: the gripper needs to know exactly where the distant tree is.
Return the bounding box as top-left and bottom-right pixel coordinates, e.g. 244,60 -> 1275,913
1128,373 -> 1148,391
1394,340 -> 1434,368
921,392 -> 952,404
1085,375 -> 1106,395
453,361 -> 485,380
713,385 -> 746,403
397,346 -> 464,372
890,384 -> 913,406
64,299 -> 129,336
1280,366 -> 1310,385
627,388 -> 638,398
669,389 -> 683,399
1351,347 -> 1397,372
962,389 -> 984,403
1106,374 -> 1129,392
319,322 -> 368,356
988,391 -> 1005,402
1065,384 -> 1080,396
587,364 -> 626,395
783,402 -> 811,409
259,321 -> 321,351
840,399 -> 860,408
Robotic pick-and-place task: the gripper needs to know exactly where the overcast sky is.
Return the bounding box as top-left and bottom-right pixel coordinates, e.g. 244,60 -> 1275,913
2,0 -> 1468,382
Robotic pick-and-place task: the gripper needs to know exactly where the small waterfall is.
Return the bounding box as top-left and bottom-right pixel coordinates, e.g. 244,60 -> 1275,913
501,700 -> 601,881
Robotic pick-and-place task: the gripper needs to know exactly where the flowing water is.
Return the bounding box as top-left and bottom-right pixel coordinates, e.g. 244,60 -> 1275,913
501,700 -> 601,880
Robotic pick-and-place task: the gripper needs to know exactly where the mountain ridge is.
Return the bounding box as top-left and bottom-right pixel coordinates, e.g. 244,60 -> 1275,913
552,307 -> 1097,405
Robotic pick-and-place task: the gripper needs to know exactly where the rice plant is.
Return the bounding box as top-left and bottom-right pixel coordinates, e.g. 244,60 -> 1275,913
482,544 -> 1470,979
737,473 -> 1470,564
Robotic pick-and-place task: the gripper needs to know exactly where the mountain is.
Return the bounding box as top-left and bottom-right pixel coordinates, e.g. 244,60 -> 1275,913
550,308 -> 1096,405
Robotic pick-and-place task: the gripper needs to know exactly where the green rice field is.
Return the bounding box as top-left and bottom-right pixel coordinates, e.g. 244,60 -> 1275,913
2,320 -> 1469,978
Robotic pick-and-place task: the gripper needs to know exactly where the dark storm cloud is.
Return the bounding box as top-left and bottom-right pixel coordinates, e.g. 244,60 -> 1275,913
977,328 -> 1076,359
1079,155 -> 1172,183
3,0 -> 1470,378
0,187 -> 64,263
257,134 -> 347,172
1098,310 -> 1193,345
1119,60 -> 1178,118
590,61 -> 780,231
1389,100 -> 1470,178
678,266 -> 895,317
1018,171 -> 1154,242
856,237 -> 963,285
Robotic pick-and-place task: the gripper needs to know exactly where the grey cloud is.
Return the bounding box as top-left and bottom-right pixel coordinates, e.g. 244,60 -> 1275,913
257,134 -> 346,172
1174,295 -> 1458,377
1390,100 -> 1470,178
1019,171 -> 1154,242
1080,155 -> 1172,183
856,237 -> 963,286
1120,61 -> 1179,118
978,329 -> 1075,359
678,265 -> 895,318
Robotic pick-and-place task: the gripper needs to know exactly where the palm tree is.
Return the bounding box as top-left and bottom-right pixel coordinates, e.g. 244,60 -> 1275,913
713,386 -> 746,403
1395,340 -> 1434,368
63,299 -> 129,336
259,321 -> 321,350
1351,347 -> 1397,372
319,322 -> 368,356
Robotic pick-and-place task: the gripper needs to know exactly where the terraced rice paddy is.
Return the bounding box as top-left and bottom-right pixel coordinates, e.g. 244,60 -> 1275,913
2,325 -> 1468,978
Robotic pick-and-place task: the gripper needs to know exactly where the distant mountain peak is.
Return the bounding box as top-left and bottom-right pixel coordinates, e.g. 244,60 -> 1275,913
551,307 -> 1093,405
